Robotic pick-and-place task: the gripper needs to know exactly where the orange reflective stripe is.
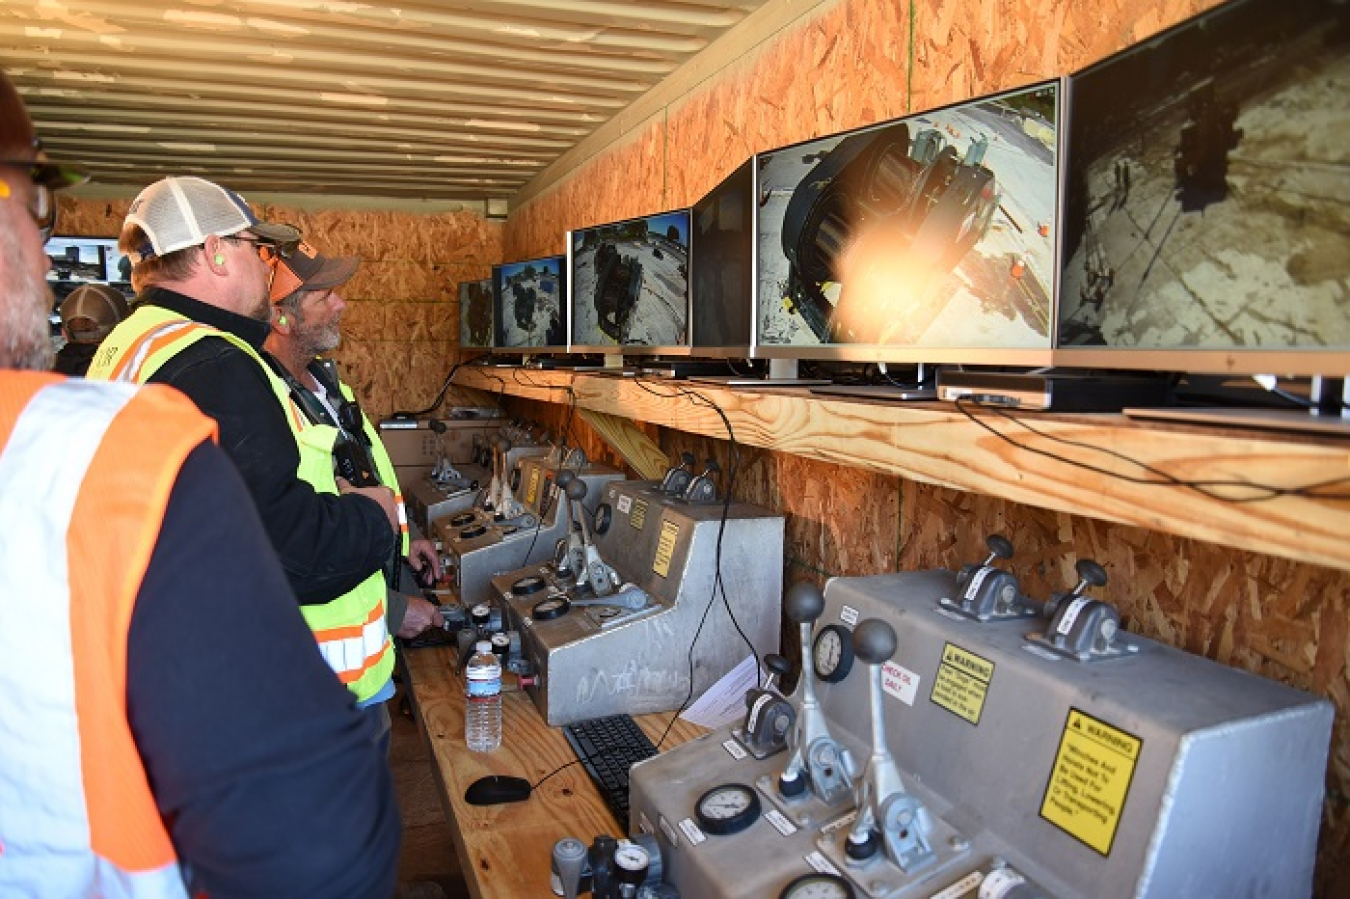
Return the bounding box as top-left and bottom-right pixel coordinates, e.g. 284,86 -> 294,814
109,322 -> 215,382
311,602 -> 384,644
335,642 -> 392,685
69,386 -> 215,870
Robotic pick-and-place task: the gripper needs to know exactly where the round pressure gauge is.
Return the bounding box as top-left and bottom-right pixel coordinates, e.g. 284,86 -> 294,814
778,872 -> 856,899
449,512 -> 476,527
512,575 -> 547,595
694,783 -> 761,836
594,502 -> 613,535
812,624 -> 855,683
532,595 -> 571,620
613,841 -> 650,885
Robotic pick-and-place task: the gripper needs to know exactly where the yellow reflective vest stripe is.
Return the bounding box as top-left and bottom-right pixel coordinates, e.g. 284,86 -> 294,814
88,307 -> 394,703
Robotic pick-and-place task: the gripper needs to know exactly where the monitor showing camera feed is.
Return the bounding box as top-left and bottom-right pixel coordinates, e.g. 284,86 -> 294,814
1056,0 -> 1349,376
691,159 -> 755,355
755,80 -> 1061,365
569,209 -> 691,353
45,235 -> 133,304
493,255 -> 566,351
458,277 -> 494,349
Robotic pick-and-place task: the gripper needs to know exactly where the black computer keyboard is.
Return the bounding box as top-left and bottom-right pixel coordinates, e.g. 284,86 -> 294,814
561,713 -> 658,822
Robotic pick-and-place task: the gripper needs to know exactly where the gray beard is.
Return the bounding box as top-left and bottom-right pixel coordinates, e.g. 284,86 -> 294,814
0,226 -> 56,371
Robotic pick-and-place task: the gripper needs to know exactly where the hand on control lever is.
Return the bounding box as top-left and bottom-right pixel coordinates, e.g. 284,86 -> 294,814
408,537 -> 442,586
397,595 -> 445,638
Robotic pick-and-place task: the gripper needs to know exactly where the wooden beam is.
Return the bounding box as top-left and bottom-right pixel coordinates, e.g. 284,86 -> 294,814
578,408 -> 669,480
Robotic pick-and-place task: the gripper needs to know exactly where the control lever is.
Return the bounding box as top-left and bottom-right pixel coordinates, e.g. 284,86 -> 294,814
940,534 -> 1034,621
482,436 -> 506,511
552,837 -> 588,899
1029,559 -> 1137,661
564,446 -> 588,468
494,438 -> 527,520
738,653 -> 797,759
659,451 -> 695,496
565,478 -> 618,596
569,583 -> 648,611
777,582 -> 854,806
845,618 -> 936,872
682,457 -> 720,504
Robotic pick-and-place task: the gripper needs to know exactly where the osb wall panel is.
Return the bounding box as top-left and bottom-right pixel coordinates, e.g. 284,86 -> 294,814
60,194 -> 503,419
503,113 -> 667,261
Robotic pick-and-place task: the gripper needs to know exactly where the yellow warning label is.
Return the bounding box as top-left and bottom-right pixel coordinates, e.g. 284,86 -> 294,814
526,468 -> 540,505
652,520 -> 680,578
930,643 -> 993,725
1040,709 -> 1141,855
630,499 -> 648,531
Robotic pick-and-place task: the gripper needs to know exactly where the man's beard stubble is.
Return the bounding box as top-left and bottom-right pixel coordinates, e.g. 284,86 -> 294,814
0,225 -> 56,371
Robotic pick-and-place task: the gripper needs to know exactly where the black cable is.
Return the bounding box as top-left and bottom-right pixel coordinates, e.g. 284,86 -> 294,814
953,397 -> 1350,503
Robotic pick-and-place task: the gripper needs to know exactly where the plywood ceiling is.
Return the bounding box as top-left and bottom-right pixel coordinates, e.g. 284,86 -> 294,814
2,0 -> 772,208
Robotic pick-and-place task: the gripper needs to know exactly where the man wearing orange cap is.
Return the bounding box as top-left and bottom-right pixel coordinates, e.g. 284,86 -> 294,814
0,70 -> 399,896
265,239 -> 446,750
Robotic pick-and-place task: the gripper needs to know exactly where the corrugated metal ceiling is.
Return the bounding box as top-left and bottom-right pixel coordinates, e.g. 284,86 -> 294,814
2,0 -> 773,209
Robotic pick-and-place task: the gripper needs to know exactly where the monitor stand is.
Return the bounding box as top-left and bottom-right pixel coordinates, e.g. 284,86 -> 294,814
811,363 -> 938,401
690,359 -> 831,388
570,352 -> 635,376
1123,407 -> 1350,438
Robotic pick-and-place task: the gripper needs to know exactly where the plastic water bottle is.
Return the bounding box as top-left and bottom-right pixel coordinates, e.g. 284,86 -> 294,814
465,640 -> 502,752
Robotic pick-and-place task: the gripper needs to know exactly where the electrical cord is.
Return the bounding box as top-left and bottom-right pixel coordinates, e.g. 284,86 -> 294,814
953,397 -> 1350,503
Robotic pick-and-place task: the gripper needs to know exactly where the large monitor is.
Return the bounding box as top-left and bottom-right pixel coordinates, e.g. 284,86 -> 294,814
1055,0 -> 1349,377
568,209 -> 691,355
492,255 -> 566,353
690,159 -> 756,357
459,277 -> 494,349
754,80 -> 1062,366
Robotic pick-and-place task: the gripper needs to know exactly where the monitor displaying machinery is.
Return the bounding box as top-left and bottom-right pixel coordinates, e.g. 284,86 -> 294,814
691,160 -> 756,356
1055,0 -> 1349,376
45,235 -> 134,304
493,255 -> 566,351
458,277 -> 494,349
755,80 -> 1062,366
568,210 -> 692,354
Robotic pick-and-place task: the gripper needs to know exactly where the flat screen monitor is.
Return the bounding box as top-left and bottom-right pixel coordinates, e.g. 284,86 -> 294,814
754,79 -> 1062,365
691,159 -> 756,357
567,209 -> 691,355
458,277 -> 494,349
1055,0 -> 1349,377
492,255 -> 566,352
45,235 -> 134,304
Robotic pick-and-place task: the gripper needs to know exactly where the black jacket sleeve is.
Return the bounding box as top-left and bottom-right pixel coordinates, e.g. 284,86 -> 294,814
152,336 -> 395,603
126,441 -> 401,899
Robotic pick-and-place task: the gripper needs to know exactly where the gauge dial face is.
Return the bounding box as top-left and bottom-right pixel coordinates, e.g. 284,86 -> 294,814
532,596 -> 570,620
812,624 -> 854,683
779,872 -> 855,899
613,843 -> 649,873
694,783 -> 761,835
594,503 -> 613,534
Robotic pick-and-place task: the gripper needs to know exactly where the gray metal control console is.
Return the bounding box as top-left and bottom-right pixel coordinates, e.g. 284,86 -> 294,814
628,560 -> 1333,898
440,453 -> 624,608
495,476 -> 785,726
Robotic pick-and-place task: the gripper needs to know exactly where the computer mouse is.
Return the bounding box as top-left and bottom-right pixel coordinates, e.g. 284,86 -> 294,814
464,774 -> 533,806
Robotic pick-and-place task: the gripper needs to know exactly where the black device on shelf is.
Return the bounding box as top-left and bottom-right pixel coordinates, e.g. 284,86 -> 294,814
561,713 -> 659,823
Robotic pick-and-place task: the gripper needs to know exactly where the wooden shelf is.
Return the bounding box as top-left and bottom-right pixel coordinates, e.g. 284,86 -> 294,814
454,368 -> 1350,573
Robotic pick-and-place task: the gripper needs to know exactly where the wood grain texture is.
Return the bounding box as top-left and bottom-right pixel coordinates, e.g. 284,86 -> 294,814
454,369 -> 1350,573
401,645 -> 704,899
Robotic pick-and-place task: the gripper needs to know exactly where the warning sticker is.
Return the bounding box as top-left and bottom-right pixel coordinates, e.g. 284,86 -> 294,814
526,468 -> 540,505
630,498 -> 648,530
929,643 -> 993,725
652,519 -> 680,577
1040,708 -> 1141,856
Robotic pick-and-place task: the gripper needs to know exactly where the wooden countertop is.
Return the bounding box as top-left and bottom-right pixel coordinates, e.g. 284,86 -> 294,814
452,367 -> 1350,572
400,644 -> 707,899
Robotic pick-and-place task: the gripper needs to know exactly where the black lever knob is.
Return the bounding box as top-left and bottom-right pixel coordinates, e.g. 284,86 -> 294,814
853,619 -> 897,665
984,534 -> 1013,564
1073,559 -> 1108,593
784,581 -> 825,624
565,478 -> 588,502
764,653 -> 792,679
555,470 -> 576,488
